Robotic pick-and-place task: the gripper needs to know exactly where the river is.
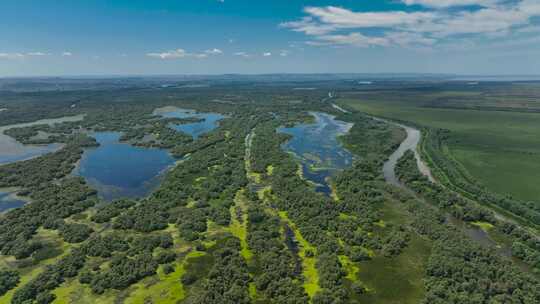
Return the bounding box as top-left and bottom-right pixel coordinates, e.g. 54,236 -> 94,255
378,120 -> 435,186
358,107 -> 525,266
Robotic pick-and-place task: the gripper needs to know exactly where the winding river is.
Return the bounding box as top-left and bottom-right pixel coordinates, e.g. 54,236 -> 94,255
334,105 -> 522,264
379,120 -> 435,186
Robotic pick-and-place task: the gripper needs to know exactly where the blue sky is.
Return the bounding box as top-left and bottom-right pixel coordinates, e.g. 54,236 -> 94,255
1,0 -> 539,76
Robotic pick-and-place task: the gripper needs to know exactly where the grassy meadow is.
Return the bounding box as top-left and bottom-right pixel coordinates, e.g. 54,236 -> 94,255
339,94 -> 540,203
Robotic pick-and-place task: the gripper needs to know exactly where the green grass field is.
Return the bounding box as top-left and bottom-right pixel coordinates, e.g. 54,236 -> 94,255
340,98 -> 540,202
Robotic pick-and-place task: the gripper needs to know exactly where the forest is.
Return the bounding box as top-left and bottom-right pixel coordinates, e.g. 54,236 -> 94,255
0,79 -> 538,303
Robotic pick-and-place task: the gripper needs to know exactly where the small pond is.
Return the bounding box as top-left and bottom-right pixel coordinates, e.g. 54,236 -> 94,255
73,132 -> 176,201
278,112 -> 354,194
0,190 -> 27,212
153,106 -> 225,139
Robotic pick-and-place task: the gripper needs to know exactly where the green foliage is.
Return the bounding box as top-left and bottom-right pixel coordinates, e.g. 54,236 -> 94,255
59,223 -> 94,243
11,249 -> 86,304
85,254 -> 158,294
90,199 -> 136,223
247,204 -> 309,303
0,270 -> 19,296
185,238 -> 251,304
0,178 -> 96,259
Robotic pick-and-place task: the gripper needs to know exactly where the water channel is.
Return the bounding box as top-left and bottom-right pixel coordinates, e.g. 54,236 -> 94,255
278,112 -> 354,194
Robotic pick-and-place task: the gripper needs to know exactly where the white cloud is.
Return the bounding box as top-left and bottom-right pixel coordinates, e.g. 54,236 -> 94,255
304,6 -> 437,28
234,52 -> 250,57
0,53 -> 25,60
283,1 -> 540,48
204,48 -> 223,55
147,49 -> 190,59
263,52 -> 272,57
279,50 -> 289,57
402,0 -> 498,8
281,17 -> 339,35
62,52 -> 73,56
308,33 -> 390,47
147,48 -> 224,59
386,32 -> 437,47
0,52 -> 51,59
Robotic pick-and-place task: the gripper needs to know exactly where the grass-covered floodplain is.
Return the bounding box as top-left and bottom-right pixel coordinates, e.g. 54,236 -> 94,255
340,97 -> 540,203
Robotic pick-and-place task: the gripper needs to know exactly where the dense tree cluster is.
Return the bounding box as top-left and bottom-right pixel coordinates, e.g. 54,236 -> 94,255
500,222 -> 540,273
12,248 -> 86,304
411,203 -> 540,304
0,270 -> 19,296
59,223 -> 94,243
397,150 -> 495,223
90,199 -> 136,223
394,153 -> 540,303
113,200 -> 171,232
85,253 -> 158,294
397,150 -> 540,272
250,122 -> 356,302
0,178 -> 96,259
0,134 -> 97,189
82,233 -> 129,258
247,204 -> 308,303
1,82 -> 538,304
185,238 -> 251,304
338,111 -> 405,161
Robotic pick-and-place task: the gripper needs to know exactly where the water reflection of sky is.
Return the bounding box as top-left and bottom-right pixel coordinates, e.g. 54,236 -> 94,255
278,112 -> 353,194
0,191 -> 26,212
0,143 -> 62,165
75,108 -> 224,201
156,108 -> 224,139
0,115 -> 84,165
74,132 -> 175,201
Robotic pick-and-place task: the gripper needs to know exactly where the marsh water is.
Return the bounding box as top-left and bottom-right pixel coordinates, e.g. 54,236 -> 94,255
0,115 -> 84,165
278,112 -> 353,194
75,108 -> 224,201
153,106 -> 225,139
0,190 -> 27,212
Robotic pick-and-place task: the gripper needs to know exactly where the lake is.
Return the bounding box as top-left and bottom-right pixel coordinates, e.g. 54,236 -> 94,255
153,106 -> 225,139
0,115 -> 84,165
278,112 -> 354,194
74,132 -> 176,201
75,108 -> 224,201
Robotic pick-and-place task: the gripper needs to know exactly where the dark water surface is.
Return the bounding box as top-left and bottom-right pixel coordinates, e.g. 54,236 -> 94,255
0,190 -> 27,212
74,132 -> 176,201
278,112 -> 354,194
154,107 -> 225,139
75,108 -> 224,201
